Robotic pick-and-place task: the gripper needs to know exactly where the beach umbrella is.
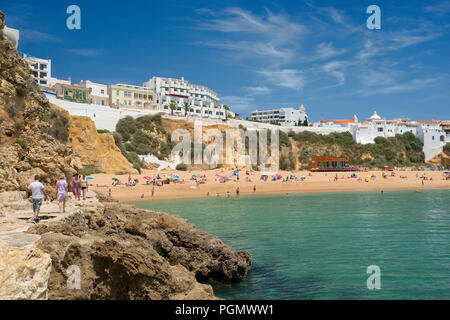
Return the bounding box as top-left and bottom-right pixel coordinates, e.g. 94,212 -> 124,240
192,175 -> 197,178
233,170 -> 239,174
86,177 -> 94,180
443,172 -> 450,174
290,175 -> 296,178
112,178 -> 118,181
143,176 -> 151,180
276,174 -> 282,179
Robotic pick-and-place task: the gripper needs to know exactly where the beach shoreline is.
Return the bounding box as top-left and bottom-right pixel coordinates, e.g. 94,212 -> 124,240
89,169 -> 450,202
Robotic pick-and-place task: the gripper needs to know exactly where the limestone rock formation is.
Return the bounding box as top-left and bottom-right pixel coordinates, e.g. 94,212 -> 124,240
0,11 -> 81,197
428,152 -> 450,168
27,193 -> 252,300
0,240 -> 52,300
69,115 -> 136,174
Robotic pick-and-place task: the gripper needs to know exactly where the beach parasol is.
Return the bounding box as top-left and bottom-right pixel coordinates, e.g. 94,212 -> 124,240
233,170 -> 239,174
276,174 -> 282,179
290,175 -> 296,178
112,177 -> 119,181
192,175 -> 197,178
86,177 -> 94,180
143,176 -> 151,180
443,172 -> 450,174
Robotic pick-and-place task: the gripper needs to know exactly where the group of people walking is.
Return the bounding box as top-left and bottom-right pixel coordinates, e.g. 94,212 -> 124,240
27,174 -> 89,224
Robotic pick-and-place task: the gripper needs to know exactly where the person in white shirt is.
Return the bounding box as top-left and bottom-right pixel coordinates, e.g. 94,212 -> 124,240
27,175 -> 46,224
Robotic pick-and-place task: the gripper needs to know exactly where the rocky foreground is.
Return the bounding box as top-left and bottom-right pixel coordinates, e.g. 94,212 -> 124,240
0,191 -> 251,299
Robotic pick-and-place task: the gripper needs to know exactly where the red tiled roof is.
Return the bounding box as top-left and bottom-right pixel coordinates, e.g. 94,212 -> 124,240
417,121 -> 437,124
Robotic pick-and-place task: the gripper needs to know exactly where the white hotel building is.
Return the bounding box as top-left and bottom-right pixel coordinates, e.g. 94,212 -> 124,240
251,105 -> 308,126
23,54 -> 52,87
143,76 -> 227,120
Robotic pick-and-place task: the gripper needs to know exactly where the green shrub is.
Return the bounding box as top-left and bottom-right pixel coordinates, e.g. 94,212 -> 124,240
97,129 -> 110,134
15,139 -> 28,151
176,163 -> 188,171
444,143 -> 450,156
79,165 -> 105,176
116,116 -> 137,142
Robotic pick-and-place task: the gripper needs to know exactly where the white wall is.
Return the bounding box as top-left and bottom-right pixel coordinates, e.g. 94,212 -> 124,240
46,94 -> 149,132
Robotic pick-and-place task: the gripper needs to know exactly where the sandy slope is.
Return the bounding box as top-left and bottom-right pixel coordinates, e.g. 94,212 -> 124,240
89,169 -> 450,202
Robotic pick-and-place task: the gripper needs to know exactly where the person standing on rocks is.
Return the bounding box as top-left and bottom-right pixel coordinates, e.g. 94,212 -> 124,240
81,175 -> 88,200
28,175 -> 46,224
71,174 -> 82,201
56,176 -> 68,213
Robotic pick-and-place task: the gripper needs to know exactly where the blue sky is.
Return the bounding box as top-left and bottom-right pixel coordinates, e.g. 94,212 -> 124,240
1,0 -> 449,121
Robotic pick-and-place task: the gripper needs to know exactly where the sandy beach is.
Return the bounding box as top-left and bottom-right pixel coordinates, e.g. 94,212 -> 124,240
89,169 -> 450,202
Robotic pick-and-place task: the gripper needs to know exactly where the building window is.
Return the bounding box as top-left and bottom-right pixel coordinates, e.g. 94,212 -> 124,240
377,128 -> 383,132
101,90 -> 105,94
432,136 -> 435,141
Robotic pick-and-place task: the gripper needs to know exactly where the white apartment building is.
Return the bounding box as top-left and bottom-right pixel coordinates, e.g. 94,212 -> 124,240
143,76 -> 227,119
23,54 -> 51,87
251,105 -> 308,126
416,121 -> 447,161
78,80 -> 109,106
345,111 -> 447,161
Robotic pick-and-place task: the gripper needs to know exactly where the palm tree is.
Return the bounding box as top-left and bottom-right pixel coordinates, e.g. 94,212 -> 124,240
183,102 -> 190,117
169,103 -> 176,116
223,104 -> 230,120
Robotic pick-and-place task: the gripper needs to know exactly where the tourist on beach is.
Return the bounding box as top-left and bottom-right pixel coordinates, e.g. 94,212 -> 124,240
236,187 -> 240,197
81,175 -> 88,200
253,185 -> 256,193
206,192 -> 210,197
71,174 -> 82,201
227,191 -> 230,198
108,188 -> 112,197
152,187 -> 155,197
56,176 -> 68,213
28,175 -> 45,224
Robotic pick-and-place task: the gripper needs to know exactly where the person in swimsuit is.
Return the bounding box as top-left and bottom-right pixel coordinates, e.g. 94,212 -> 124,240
81,175 -> 88,200
72,174 -> 81,201
56,176 -> 68,213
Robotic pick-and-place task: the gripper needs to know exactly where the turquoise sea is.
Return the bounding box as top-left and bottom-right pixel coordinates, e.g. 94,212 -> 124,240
133,189 -> 450,300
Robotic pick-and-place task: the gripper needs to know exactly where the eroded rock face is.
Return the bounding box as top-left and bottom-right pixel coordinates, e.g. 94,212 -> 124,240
69,115 -> 136,174
0,240 -> 52,300
28,195 -> 252,300
0,10 -> 81,197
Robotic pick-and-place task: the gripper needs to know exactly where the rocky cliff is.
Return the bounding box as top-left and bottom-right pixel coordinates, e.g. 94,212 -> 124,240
0,10 -> 252,300
69,115 -> 136,174
0,11 -> 81,196
27,192 -> 251,299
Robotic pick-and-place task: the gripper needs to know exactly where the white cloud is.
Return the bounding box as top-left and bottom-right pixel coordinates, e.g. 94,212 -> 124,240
258,69 -> 305,91
67,49 -> 102,57
245,86 -> 271,95
221,96 -> 256,114
424,1 -> 450,15
322,61 -> 346,85
196,7 -> 305,64
314,42 -> 346,60
360,78 -> 439,95
20,29 -> 60,43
